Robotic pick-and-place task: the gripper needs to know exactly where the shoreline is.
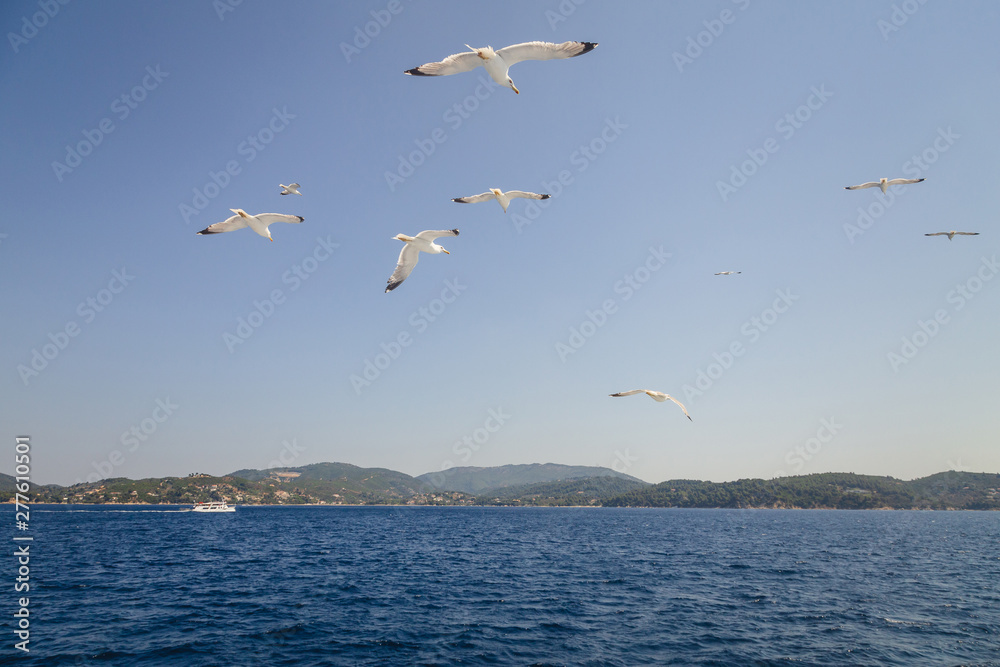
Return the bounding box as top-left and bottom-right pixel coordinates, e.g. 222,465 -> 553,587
24,502 -> 998,511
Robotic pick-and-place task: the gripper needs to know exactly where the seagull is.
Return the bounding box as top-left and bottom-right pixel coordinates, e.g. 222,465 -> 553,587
452,188 -> 550,213
405,41 -> 598,94
845,177 -> 925,193
925,231 -> 979,241
279,183 -> 302,196
715,271 -> 741,275
196,209 -> 303,242
609,390 -> 693,421
385,229 -> 459,293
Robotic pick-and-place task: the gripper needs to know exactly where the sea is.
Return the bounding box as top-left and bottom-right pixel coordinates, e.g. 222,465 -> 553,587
12,506 -> 1000,666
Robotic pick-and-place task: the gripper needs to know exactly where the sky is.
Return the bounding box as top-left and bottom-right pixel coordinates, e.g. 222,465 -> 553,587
2,1 -> 999,487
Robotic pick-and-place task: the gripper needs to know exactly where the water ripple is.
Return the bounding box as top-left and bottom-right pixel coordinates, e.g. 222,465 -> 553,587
18,506 -> 1000,666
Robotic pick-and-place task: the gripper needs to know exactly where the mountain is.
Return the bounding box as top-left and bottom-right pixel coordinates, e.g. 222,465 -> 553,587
602,471 -> 1000,510
224,461 -> 443,503
229,461 -> 432,499
416,463 -> 645,494
0,473 -> 18,493
474,476 -> 650,506
5,467 -> 998,509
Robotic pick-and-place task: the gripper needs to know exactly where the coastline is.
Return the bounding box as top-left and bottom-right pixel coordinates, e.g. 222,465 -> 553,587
25,502 -> 998,511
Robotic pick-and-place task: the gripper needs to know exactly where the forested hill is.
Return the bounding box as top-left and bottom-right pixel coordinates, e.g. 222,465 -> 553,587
5,470 -> 998,509
417,463 -> 644,494
602,472 -> 1000,510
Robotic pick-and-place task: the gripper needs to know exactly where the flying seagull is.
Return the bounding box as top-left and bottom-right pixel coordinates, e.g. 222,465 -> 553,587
405,41 -> 598,94
609,390 -> 693,421
451,188 -> 550,213
279,183 -> 302,196
715,271 -> 741,275
196,209 -> 304,242
845,177 -> 925,193
925,231 -> 979,241
385,229 -> 459,293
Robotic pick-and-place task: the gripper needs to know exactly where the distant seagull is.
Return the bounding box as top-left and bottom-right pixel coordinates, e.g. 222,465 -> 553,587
405,41 -> 598,94
845,177 -> 925,193
279,183 -> 302,196
196,209 -> 303,242
925,231 -> 979,241
715,271 -> 741,276
385,229 -> 459,293
452,188 -> 550,213
609,390 -> 693,421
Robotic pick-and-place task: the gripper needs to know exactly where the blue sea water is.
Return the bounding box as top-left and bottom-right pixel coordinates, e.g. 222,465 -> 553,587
11,506 -> 1000,666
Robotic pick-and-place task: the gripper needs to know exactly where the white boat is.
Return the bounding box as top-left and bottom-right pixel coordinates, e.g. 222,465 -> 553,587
190,501 -> 235,513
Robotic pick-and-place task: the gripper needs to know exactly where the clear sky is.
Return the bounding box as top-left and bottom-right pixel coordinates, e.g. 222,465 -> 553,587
3,1 -> 998,487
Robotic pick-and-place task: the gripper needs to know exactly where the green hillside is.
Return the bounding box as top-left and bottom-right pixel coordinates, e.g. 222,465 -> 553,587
603,472 -> 1000,510
228,461 -> 433,501
418,463 -> 645,494
0,473 -> 18,494
4,467 -> 997,509
475,476 -> 650,506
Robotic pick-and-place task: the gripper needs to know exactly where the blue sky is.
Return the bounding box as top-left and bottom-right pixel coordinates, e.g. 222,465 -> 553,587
3,1 -> 998,487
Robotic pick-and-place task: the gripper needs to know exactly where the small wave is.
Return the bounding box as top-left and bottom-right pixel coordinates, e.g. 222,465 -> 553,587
883,617 -> 931,626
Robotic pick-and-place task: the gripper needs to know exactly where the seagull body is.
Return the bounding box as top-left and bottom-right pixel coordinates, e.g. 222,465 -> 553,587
279,183 -> 302,196
715,271 -> 741,275
196,209 -> 304,242
925,231 -> 979,241
845,177 -> 925,193
452,188 -> 550,213
385,229 -> 459,293
405,40 -> 598,94
609,390 -> 693,421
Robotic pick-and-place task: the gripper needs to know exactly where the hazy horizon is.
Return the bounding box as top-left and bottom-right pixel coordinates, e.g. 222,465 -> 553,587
14,458 -> 997,489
